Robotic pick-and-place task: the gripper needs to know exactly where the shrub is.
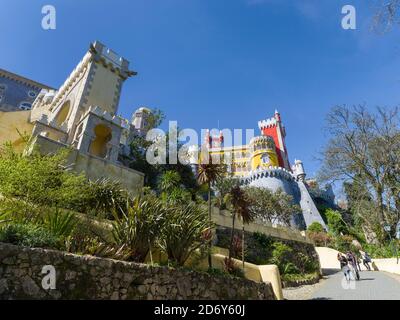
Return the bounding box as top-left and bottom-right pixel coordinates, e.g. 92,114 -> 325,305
334,235 -> 354,252
295,252 -> 320,274
0,223 -> 60,249
112,195 -> 166,262
158,202 -> 212,266
270,242 -> 298,275
307,222 -> 325,233
222,257 -> 244,278
78,178 -> 128,218
307,231 -> 333,247
326,209 -> 348,236
0,197 -> 42,224
281,271 -> 320,283
362,243 -> 397,259
41,208 -> 77,238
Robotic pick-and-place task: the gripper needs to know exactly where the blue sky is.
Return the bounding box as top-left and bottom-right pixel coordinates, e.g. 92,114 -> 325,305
1,0 -> 400,184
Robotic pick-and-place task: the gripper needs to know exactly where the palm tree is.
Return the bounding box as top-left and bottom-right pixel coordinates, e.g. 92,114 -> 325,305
227,186 -> 252,271
197,156 -> 226,269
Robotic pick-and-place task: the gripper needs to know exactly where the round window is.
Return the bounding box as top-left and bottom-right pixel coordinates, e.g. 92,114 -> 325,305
28,90 -> 37,98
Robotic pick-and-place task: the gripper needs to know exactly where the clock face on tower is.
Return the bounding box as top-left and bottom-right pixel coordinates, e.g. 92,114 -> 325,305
261,153 -> 270,164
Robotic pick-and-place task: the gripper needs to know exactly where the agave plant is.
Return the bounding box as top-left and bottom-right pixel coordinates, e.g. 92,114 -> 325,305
158,202 -> 212,266
84,178 -> 128,218
111,195 -> 166,262
42,207 -> 77,238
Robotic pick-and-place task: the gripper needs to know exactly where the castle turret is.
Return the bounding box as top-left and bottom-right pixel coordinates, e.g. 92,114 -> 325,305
292,159 -> 306,182
258,110 -> 290,170
248,136 -> 279,171
131,106 -> 152,136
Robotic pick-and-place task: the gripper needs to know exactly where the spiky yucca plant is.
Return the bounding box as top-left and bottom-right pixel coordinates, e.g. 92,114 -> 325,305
112,196 -> 166,262
158,202 -> 212,266
42,207 -> 77,238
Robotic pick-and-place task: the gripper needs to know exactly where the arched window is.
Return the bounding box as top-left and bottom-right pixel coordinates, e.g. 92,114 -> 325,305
54,101 -> 71,126
89,124 -> 112,159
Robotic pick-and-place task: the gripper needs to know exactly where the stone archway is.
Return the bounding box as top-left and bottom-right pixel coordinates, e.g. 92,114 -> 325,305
89,124 -> 112,158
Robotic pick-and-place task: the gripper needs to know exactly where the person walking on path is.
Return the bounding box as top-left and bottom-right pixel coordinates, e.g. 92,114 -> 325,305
337,253 -> 351,282
346,251 -> 360,280
354,250 -> 362,271
360,250 -> 372,271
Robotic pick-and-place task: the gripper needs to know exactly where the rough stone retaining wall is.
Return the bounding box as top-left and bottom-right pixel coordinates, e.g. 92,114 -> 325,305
0,242 -> 275,300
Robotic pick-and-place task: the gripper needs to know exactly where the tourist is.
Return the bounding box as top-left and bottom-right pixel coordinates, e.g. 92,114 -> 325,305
360,250 -> 372,271
346,251 -> 360,280
337,253 -> 351,282
353,250 -> 362,271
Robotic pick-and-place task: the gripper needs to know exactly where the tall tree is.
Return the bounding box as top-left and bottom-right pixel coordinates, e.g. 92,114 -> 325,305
225,186 -> 252,270
197,157 -> 226,269
319,105 -> 400,242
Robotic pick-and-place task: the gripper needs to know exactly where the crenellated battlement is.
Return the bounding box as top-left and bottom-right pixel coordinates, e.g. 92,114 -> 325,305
241,166 -> 295,185
249,135 -> 275,149
91,41 -> 137,79
83,105 -> 126,127
258,117 -> 278,130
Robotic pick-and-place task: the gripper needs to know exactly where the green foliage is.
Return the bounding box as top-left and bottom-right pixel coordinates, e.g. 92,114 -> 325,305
333,235 -> 354,252
158,170 -> 181,192
41,208 -> 77,238
244,187 -> 300,226
158,202 -> 212,266
213,177 -> 240,210
307,231 -> 333,247
0,144 -> 87,208
79,178 -> 128,218
247,232 -> 274,264
0,197 -> 41,224
326,209 -> 348,236
270,242 -> 299,275
362,242 -> 398,259
158,171 -> 192,204
307,222 -> 325,233
281,271 -> 320,283
295,252 -> 320,274
0,223 -> 60,249
112,195 -> 166,262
